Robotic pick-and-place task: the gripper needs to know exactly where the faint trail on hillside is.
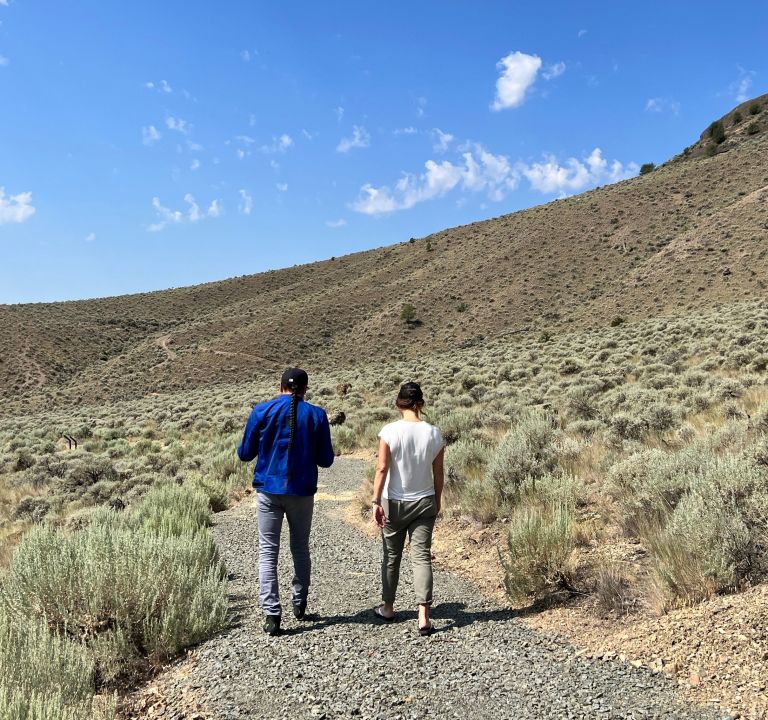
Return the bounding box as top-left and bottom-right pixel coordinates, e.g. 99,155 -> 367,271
155,335 -> 177,360
123,460 -> 725,720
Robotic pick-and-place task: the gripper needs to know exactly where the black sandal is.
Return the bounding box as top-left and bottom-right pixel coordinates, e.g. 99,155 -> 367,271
374,605 -> 395,622
418,622 -> 435,636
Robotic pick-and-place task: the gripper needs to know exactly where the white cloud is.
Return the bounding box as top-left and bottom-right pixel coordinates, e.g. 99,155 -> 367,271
336,125 -> 370,153
0,187 -> 35,224
236,149 -> 246,160
236,134 -> 256,145
148,193 -> 221,231
334,106 -> 344,122
276,183 -> 288,192
542,62 -> 566,80
0,1 -> 8,6
350,143 -> 638,215
730,67 -> 756,103
238,189 -> 253,215
461,145 -> 519,200
491,51 -> 542,110
395,127 -> 418,135
165,115 -> 191,135
645,97 -> 681,115
578,29 -> 588,38
432,128 -> 454,153
416,97 -> 427,118
85,232 -> 96,242
142,125 -> 161,145
326,218 -> 347,228
645,98 -> 662,112
240,49 -> 251,62
190,158 -> 200,171
351,185 -> 399,215
260,134 -> 293,153
521,147 -> 638,194
351,145 -> 518,215
145,79 -> 172,93
0,55 -> 9,67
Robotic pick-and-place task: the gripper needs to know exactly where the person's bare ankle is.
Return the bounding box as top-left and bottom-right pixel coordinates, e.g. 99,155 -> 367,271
418,604 -> 429,626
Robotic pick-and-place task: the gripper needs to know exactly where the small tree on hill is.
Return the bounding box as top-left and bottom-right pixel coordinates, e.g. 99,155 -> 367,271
708,120 -> 726,145
639,163 -> 656,175
400,303 -> 417,324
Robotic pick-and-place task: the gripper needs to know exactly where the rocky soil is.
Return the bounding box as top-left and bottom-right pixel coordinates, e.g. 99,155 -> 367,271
122,460 -> 728,720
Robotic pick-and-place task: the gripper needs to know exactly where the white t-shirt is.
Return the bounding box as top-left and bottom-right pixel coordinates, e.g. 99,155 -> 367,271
378,420 -> 444,501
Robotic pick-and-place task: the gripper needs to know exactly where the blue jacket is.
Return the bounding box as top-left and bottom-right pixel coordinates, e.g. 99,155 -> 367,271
237,394 -> 335,496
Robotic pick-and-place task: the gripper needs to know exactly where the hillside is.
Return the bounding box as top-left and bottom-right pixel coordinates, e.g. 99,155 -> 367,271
1,95 -> 766,411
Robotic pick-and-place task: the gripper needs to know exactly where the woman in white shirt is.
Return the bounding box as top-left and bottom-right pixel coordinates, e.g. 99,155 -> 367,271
371,382 -> 445,635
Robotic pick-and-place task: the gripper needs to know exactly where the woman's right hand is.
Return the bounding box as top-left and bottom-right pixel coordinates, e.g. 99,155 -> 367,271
372,503 -> 387,528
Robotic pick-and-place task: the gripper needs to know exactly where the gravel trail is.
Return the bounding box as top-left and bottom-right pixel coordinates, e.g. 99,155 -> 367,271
137,459 -> 726,720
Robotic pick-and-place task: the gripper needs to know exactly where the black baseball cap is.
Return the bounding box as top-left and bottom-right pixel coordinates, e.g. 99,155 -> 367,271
281,367 -> 309,389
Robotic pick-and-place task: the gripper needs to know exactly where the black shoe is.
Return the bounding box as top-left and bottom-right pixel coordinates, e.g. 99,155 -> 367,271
263,615 -> 281,636
293,600 -> 307,620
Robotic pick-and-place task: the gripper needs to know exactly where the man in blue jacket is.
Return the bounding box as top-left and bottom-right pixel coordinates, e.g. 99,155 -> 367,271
238,368 -> 335,636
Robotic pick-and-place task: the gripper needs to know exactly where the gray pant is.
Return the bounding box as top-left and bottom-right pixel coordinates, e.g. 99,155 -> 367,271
257,491 -> 314,617
381,496 -> 437,605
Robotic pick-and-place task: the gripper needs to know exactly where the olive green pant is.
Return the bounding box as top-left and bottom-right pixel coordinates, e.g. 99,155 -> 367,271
381,496 -> 437,605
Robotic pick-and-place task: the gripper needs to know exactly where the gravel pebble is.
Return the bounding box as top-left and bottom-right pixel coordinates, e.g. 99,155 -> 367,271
148,460 -> 728,719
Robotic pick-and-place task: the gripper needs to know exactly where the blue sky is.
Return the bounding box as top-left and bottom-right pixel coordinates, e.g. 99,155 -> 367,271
1,1 -> 766,304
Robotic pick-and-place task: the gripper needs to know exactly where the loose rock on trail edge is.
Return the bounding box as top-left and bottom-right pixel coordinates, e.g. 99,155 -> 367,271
123,459 -> 728,720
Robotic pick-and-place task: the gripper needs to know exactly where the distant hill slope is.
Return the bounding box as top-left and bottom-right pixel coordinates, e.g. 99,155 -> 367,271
1,95 -> 767,409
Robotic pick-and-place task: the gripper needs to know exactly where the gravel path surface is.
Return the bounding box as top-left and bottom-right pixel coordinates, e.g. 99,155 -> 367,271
134,459 -> 727,720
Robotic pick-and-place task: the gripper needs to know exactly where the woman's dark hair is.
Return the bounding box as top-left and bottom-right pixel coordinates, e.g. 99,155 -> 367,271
396,381 -> 424,410
281,368 -> 308,480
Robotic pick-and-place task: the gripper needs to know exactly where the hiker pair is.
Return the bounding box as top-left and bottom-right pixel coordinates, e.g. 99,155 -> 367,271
238,370 -> 444,638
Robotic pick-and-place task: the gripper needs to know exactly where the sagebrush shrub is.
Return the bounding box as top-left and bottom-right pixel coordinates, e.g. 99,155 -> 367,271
0,608 -> 98,717
445,438 -> 488,484
618,451 -> 768,603
436,408 -> 478,445
128,482 -> 212,536
609,448 -> 695,532
331,425 -> 357,454
2,518 -> 227,677
504,500 -> 574,601
484,412 -> 558,505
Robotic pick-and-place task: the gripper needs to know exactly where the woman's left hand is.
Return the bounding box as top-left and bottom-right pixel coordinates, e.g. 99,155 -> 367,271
373,503 -> 387,528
